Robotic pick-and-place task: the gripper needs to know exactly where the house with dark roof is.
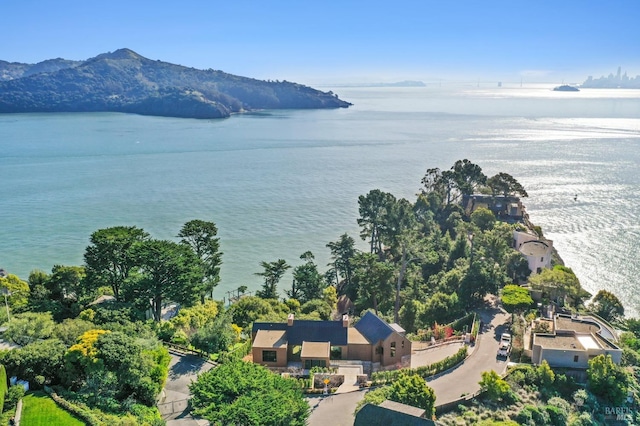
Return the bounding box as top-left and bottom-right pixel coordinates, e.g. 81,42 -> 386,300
251,311 -> 412,368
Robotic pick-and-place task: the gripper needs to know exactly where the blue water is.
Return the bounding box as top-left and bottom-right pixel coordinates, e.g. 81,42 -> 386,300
1,84 -> 639,314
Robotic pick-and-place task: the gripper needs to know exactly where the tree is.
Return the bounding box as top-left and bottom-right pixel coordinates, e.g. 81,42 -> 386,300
504,250 -> 531,283
190,311 -> 235,354
2,338 -> 67,386
3,312 -> 55,346
255,259 -> 290,300
501,285 -> 534,318
357,189 -> 396,254
66,329 -> 170,406
352,253 -> 395,314
529,265 -> 584,308
30,265 -> 89,320
130,239 -> 204,322
230,296 -> 283,329
190,361 -> 309,426
486,172 -> 528,197
299,299 -> 332,320
537,360 -> 555,390
451,159 -> 487,198
326,233 -> 357,290
290,252 -> 325,304
178,219 -> 223,302
470,207 -> 496,231
587,354 -> 629,404
479,370 -> 513,402
388,373 -> 436,417
0,273 -> 30,314
419,292 -> 461,329
84,226 -> 149,301
589,289 -> 624,322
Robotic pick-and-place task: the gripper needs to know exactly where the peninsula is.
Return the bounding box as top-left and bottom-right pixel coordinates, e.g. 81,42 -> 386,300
0,48 -> 352,119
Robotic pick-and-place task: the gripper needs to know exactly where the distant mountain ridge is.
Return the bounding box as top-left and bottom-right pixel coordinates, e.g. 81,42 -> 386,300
0,48 -> 351,119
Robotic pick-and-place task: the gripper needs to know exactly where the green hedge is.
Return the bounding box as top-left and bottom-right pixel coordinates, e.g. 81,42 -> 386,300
449,313 -> 475,333
371,346 -> 468,385
0,364 -> 7,413
218,340 -> 251,364
44,387 -> 101,426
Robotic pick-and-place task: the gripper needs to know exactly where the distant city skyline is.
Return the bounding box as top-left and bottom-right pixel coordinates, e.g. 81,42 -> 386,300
1,1 -> 639,85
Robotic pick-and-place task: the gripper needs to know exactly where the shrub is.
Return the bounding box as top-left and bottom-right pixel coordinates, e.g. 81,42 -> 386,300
0,364 -> 7,412
5,385 -> 25,411
545,404 -> 568,426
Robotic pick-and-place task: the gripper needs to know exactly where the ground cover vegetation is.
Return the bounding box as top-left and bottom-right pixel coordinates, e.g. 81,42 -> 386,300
2,159 -> 638,425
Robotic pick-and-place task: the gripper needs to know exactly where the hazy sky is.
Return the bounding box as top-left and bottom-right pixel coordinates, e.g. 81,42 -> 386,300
2,0 -> 639,84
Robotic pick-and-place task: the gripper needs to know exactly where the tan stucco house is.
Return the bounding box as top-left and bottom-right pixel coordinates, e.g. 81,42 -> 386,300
251,311 -> 412,369
531,314 -> 622,368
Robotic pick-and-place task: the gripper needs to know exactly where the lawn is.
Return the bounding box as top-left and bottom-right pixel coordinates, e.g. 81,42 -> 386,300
20,392 -> 85,426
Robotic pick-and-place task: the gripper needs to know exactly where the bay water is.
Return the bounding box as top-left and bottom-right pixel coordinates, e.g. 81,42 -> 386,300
1,84 -> 639,315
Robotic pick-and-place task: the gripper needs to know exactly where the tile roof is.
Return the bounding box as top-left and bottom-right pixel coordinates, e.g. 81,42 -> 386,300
354,311 -> 395,344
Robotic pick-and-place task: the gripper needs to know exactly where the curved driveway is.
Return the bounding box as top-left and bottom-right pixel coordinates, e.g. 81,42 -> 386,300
426,301 -> 510,406
307,297 -> 511,424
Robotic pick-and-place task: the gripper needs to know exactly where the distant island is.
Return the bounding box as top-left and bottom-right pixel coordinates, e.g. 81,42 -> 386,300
0,48 -> 351,119
582,66 -> 640,89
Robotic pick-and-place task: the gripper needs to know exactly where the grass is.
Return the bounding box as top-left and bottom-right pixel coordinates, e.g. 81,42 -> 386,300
20,392 -> 86,426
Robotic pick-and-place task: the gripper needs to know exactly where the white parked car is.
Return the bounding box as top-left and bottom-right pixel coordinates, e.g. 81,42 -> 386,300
497,333 -> 512,358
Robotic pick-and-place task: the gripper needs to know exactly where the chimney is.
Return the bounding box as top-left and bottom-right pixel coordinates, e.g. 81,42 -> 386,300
287,313 -> 294,326
342,314 -> 349,328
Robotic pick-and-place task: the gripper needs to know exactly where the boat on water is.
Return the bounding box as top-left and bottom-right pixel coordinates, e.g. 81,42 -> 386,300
553,84 -> 580,92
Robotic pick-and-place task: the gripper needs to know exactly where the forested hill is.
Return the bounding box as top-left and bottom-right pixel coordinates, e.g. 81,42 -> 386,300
0,48 -> 352,119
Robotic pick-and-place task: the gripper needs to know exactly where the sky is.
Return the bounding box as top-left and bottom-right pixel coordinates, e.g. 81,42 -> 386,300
1,0 -> 639,84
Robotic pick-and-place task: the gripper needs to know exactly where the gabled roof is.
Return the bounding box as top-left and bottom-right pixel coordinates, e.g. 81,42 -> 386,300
252,319 -> 348,346
354,311 -> 395,344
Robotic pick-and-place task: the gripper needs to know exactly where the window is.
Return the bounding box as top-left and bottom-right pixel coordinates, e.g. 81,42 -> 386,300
262,350 -> 277,363
574,355 -> 579,363
304,359 -> 326,369
401,340 -> 405,349
390,342 -> 396,357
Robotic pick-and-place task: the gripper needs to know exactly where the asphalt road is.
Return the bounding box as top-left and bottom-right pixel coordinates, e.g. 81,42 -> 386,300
426,301 -> 510,405
162,352 -> 214,426
307,390 -> 368,426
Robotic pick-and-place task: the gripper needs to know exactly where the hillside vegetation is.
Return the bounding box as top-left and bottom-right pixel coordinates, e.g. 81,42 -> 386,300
0,48 -> 351,119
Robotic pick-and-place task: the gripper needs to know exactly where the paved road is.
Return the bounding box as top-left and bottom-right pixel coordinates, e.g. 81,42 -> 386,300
162,352 -> 214,426
307,390 -> 368,426
427,300 -> 510,406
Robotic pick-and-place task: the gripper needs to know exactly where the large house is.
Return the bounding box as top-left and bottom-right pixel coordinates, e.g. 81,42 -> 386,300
530,314 -> 622,368
251,311 -> 411,369
462,194 -> 526,222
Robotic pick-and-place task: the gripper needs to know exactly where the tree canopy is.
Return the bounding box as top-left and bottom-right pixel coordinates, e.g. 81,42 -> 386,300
190,361 -> 309,426
178,219 -> 223,302
501,284 -> 534,315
